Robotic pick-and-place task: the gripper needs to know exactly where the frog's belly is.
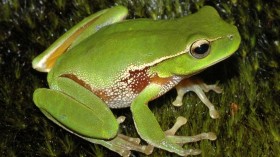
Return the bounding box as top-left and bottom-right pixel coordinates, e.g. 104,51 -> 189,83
103,89 -> 138,108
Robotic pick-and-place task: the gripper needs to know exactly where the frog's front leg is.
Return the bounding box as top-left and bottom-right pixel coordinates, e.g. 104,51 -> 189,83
33,77 -> 152,156
172,77 -> 222,119
131,84 -> 216,156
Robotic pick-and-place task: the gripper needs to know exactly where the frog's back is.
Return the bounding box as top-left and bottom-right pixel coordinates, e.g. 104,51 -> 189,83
49,19 -> 187,87
49,6 -> 234,89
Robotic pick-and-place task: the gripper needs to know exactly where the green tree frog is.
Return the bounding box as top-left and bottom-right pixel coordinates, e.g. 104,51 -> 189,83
32,5 -> 241,156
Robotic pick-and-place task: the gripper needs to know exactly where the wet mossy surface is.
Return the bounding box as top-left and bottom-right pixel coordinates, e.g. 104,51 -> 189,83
0,0 -> 279,156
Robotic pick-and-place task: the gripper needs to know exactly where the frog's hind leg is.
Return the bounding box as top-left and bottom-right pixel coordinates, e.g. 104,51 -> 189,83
33,77 -> 153,156
32,6 -> 128,72
172,77 -> 222,119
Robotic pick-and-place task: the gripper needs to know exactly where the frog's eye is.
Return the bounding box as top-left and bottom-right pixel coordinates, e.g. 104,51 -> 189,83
190,39 -> 211,59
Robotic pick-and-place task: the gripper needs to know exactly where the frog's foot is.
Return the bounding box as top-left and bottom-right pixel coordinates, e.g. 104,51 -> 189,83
116,116 -> 141,145
83,134 -> 153,157
165,116 -> 217,143
164,116 -> 216,155
114,116 -> 154,156
161,116 -> 217,155
172,77 -> 221,119
116,134 -> 154,155
82,116 -> 154,157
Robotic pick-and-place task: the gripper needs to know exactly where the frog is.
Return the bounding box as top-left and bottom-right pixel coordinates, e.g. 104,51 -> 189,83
32,5 -> 241,156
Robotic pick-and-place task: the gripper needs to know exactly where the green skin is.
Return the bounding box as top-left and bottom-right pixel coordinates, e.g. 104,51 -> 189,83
32,6 -> 241,156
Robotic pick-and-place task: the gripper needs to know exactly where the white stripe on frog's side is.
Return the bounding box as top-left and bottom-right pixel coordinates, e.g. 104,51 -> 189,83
124,37 -> 222,74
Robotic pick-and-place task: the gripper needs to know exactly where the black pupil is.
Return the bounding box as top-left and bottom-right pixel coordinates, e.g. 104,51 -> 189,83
194,43 -> 209,54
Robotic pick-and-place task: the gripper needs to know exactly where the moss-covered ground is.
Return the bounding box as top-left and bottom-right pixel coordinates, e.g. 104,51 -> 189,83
0,0 -> 279,156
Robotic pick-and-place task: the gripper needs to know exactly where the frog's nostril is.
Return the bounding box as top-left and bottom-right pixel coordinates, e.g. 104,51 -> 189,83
228,34 -> 234,40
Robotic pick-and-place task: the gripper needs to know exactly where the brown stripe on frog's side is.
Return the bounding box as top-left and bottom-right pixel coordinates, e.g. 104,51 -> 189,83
120,67 -> 151,93
60,66 -> 183,108
60,74 -> 113,103
60,74 -> 93,91
94,66 -> 183,107
91,67 -> 153,108
59,68 -> 151,108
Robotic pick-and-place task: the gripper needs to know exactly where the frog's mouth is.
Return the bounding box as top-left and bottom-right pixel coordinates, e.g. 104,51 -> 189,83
184,69 -> 204,78
171,69 -> 203,80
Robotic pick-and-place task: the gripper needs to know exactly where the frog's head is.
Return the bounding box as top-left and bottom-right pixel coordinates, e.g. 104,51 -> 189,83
151,6 -> 241,78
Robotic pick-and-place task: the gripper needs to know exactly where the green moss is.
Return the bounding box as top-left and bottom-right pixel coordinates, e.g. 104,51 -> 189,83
0,0 -> 279,156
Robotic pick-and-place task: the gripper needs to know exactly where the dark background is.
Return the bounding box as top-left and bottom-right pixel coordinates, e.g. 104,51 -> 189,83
0,0 -> 279,156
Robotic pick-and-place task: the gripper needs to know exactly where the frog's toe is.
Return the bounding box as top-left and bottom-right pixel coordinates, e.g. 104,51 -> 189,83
213,84 -> 223,93
117,116 -> 126,124
142,144 -> 154,155
118,134 -> 141,145
172,98 -> 183,107
165,116 -> 187,136
116,134 -> 154,155
209,106 -> 220,119
172,90 -> 185,107
118,149 -> 131,157
185,149 -> 202,156
206,132 -> 217,141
